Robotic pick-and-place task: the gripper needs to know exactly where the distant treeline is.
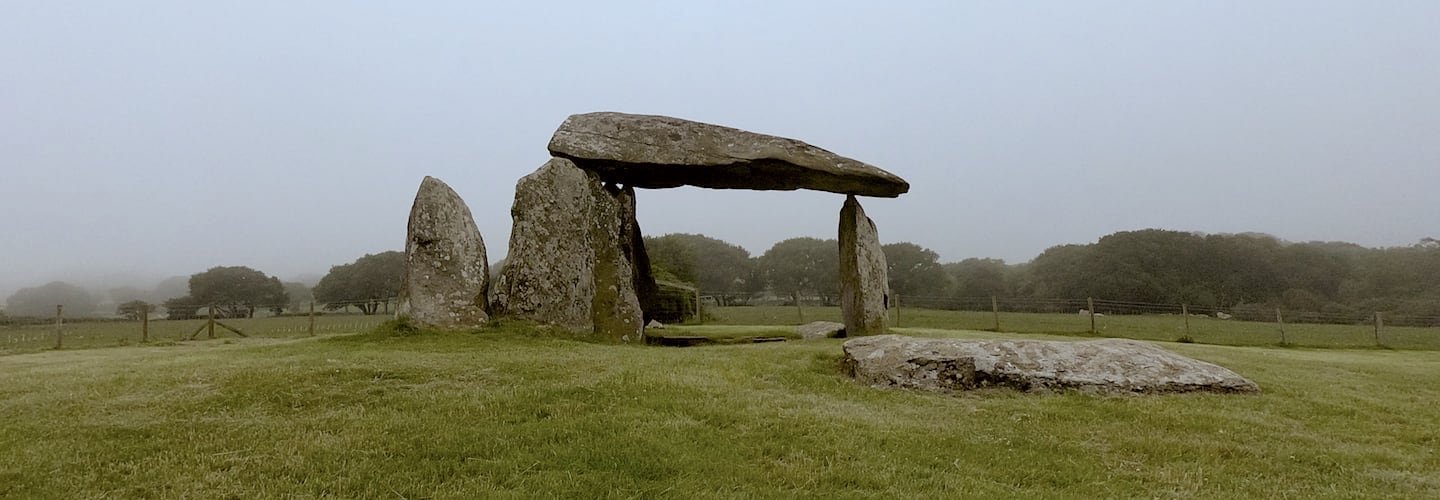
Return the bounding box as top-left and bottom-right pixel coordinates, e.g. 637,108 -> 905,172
647,230 -> 1440,318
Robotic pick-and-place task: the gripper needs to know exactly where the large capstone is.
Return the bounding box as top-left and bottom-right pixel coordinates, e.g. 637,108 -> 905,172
492,158 -> 644,341
842,335 -> 1261,395
548,112 -> 909,197
396,176 -> 490,329
838,195 -> 889,336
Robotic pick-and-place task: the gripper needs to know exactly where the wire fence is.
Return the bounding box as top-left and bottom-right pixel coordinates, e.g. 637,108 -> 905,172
8,291 -> 1439,352
670,291 -> 1440,350
0,298 -> 397,354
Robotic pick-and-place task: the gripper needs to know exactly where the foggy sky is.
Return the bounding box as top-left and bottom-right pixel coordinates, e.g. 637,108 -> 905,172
3,1 -> 1438,299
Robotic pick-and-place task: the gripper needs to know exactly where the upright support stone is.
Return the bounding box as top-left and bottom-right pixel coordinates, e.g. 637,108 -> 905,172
616,186 -> 660,325
397,176 -> 490,329
493,158 -> 643,341
589,184 -> 645,341
838,195 -> 890,336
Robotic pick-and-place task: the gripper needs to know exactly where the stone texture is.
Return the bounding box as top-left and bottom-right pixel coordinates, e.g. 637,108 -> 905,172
796,321 -> 846,340
492,158 -> 643,341
588,180 -> 646,342
396,176 -> 490,328
842,335 -> 1261,395
838,195 -> 890,336
617,186 -> 661,324
548,112 -> 909,197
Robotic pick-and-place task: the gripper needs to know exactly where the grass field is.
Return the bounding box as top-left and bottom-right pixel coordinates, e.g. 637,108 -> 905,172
1,324 -> 1437,497
707,306 -> 1440,350
0,314 -> 390,355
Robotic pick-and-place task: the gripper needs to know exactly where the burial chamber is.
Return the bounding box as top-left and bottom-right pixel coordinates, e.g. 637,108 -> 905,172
410,112 -> 910,341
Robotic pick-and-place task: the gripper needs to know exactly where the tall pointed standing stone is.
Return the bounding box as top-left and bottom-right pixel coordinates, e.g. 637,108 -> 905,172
397,176 -> 490,329
492,158 -> 644,341
839,195 -> 890,336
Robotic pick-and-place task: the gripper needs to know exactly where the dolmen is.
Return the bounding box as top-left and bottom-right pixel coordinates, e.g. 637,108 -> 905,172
489,112 -> 909,341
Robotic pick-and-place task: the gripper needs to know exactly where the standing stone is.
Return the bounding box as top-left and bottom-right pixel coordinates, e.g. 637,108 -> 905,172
616,186 -> 661,325
838,195 -> 889,336
493,158 -> 644,341
588,181 -> 645,341
397,176 -> 490,328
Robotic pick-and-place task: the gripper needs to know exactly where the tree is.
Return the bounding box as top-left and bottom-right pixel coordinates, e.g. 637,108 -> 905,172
945,258 -> 1013,298
644,233 -> 756,302
882,242 -> 950,298
116,300 -> 154,320
758,237 -> 839,303
5,282 -> 99,317
188,266 -> 289,318
313,251 -> 404,315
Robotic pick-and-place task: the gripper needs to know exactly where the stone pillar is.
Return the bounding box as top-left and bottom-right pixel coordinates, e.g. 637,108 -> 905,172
397,176 -> 490,329
492,158 -> 643,341
838,195 -> 890,336
616,186 -> 660,326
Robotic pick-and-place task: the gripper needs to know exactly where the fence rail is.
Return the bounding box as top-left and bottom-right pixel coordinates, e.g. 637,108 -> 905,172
0,299 -> 396,354
675,291 -> 1440,350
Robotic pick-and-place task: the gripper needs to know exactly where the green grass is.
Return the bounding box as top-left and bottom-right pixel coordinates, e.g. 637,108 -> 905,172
709,306 -> 1440,350
0,314 -> 389,354
1,325 -> 1437,497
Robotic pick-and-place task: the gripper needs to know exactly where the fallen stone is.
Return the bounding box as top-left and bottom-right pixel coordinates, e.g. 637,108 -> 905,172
796,321 -> 846,340
842,335 -> 1260,395
646,319 -> 665,330
839,195 -> 890,336
492,158 -> 643,341
396,176 -> 490,329
548,112 -> 909,197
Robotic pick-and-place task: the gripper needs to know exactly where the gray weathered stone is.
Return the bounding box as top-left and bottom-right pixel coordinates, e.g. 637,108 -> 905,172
796,321 -> 846,340
842,335 -> 1261,395
492,158 -> 643,341
838,195 -> 889,336
396,176 -> 490,329
548,112 -> 909,197
589,179 -> 645,342
616,186 -> 660,325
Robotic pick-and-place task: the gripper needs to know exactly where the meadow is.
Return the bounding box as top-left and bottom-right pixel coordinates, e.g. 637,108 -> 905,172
0,314 -> 390,354
0,322 -> 1437,497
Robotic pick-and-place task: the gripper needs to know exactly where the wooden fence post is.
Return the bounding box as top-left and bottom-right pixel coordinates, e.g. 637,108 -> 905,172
694,289 -> 703,324
308,302 -> 316,337
207,305 -> 216,339
1087,297 -> 1096,334
991,296 -> 1001,331
1374,312 -> 1383,346
53,305 -> 63,349
1182,304 -> 1190,337
1276,308 -> 1287,344
141,307 -> 149,343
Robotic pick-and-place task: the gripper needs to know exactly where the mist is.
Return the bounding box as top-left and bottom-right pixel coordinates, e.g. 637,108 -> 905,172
3,1 -> 1437,303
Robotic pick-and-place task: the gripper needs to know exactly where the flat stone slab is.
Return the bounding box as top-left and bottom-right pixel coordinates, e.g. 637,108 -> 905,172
842,335 -> 1260,395
548,112 -> 909,197
796,321 -> 846,340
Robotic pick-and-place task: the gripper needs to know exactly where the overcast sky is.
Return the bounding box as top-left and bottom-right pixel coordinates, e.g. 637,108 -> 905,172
3,1 -> 1437,298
